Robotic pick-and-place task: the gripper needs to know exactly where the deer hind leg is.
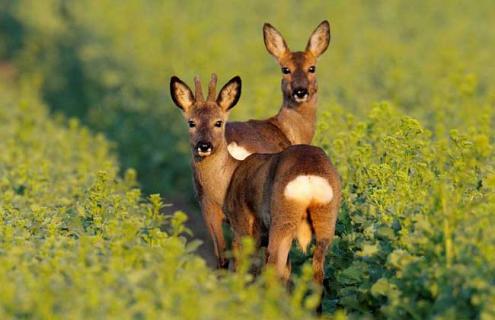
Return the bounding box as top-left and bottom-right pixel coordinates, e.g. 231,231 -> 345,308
304,203 -> 333,315
266,228 -> 294,283
266,194 -> 306,283
308,203 -> 337,285
229,205 -> 258,272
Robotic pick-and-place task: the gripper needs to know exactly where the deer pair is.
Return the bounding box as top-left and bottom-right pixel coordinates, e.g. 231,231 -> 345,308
170,21 -> 341,285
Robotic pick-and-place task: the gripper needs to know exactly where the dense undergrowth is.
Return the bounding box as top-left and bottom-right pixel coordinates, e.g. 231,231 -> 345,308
0,82 -> 319,319
1,0 -> 495,318
316,103 -> 494,318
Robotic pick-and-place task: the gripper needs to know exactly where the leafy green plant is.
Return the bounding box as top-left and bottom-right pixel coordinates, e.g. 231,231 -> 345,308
1,1 -> 494,318
0,82 -> 319,319
316,103 -> 494,318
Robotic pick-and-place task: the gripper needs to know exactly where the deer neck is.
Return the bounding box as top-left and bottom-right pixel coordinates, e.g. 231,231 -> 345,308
192,142 -> 239,206
274,94 -> 317,145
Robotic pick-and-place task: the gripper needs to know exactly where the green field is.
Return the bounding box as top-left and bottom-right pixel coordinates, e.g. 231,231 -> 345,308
1,0 -> 494,318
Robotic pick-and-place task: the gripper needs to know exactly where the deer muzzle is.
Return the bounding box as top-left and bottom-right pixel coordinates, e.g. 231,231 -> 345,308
293,87 -> 309,103
195,141 -> 213,157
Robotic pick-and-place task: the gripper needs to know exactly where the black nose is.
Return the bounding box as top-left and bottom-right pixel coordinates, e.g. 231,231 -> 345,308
293,88 -> 308,98
196,141 -> 212,153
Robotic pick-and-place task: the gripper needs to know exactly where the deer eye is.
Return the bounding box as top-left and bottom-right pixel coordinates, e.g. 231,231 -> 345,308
214,120 -> 223,128
281,67 -> 291,74
188,120 -> 196,128
308,66 -> 316,73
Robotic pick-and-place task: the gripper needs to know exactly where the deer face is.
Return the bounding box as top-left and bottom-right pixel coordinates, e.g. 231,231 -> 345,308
170,74 -> 241,159
263,21 -> 330,106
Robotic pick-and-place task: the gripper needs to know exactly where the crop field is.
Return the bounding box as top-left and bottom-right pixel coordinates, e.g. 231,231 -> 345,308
0,0 -> 494,318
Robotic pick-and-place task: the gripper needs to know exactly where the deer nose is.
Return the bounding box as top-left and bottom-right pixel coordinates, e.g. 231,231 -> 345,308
196,141 -> 213,153
293,88 -> 308,99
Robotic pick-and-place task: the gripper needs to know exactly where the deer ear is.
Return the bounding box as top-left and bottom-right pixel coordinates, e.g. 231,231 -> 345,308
217,76 -> 241,111
306,20 -> 330,57
170,76 -> 194,112
263,23 -> 289,59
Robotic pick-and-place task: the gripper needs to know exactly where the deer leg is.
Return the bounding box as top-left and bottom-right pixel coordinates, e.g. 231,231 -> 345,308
308,202 -> 338,314
308,202 -> 337,284
230,207 -> 258,272
201,200 -> 228,269
231,234 -> 241,272
209,215 -> 228,269
265,192 -> 304,283
312,238 -> 330,285
249,218 -> 266,276
266,227 -> 294,283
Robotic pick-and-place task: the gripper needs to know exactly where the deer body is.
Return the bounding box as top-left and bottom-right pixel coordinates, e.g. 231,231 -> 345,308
226,95 -> 317,154
224,144 -> 340,283
170,73 -> 340,284
226,21 -> 330,160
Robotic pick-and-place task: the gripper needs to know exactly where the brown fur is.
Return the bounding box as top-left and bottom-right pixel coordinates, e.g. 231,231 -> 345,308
171,74 -> 241,268
224,145 -> 341,283
170,74 -> 341,286
169,21 -> 331,268
226,21 -> 331,158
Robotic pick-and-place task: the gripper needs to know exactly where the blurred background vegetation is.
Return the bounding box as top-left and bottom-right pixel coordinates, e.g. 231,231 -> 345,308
1,0 -> 494,318
2,0 -> 493,200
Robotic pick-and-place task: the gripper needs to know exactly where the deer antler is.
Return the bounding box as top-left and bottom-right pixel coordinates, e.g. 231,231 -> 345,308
207,73 -> 218,101
194,76 -> 204,102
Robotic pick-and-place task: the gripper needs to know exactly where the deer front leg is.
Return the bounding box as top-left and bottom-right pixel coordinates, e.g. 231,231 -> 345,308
201,199 -> 228,269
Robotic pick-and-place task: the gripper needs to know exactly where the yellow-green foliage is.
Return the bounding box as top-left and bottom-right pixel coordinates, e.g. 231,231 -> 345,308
0,83 -> 318,319
1,0 -> 495,318
316,103 -> 494,318
4,0 -> 494,197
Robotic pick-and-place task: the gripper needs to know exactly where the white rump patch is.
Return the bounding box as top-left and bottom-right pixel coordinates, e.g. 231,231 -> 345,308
284,175 -> 333,204
227,142 -> 252,160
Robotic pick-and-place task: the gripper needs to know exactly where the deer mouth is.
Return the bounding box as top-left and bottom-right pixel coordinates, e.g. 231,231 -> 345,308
293,93 -> 309,103
292,87 -> 309,103
194,141 -> 214,157
196,147 -> 212,157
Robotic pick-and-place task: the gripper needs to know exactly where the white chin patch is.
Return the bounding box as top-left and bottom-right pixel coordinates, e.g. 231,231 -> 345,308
284,175 -> 333,205
293,94 -> 308,103
227,142 -> 252,160
197,148 -> 212,157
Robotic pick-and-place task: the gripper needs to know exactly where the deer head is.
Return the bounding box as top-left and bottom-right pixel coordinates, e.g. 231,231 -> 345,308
263,20 -> 330,106
170,74 -> 242,160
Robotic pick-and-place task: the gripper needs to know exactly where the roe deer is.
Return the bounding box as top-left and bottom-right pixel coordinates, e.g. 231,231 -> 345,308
170,74 -> 341,286
170,74 -> 242,268
226,20 -> 331,160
